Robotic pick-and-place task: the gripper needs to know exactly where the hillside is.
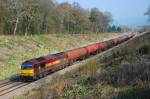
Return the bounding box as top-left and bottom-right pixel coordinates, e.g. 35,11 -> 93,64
15,33 -> 150,99
0,33 -> 121,80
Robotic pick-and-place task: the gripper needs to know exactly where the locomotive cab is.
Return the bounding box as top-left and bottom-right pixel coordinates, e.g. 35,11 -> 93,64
21,64 -> 35,80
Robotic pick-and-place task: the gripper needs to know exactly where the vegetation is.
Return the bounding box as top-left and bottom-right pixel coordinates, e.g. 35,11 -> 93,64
145,7 -> 150,21
141,6 -> 150,32
0,0 -> 115,35
108,25 -> 122,33
0,33 -> 120,80
15,43 -> 150,99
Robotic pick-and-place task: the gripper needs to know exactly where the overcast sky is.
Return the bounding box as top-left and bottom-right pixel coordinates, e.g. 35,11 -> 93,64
56,0 -> 150,26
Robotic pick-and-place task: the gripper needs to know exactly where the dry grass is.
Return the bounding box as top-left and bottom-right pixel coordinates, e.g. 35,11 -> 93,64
0,33 -> 121,80
12,34 -> 150,99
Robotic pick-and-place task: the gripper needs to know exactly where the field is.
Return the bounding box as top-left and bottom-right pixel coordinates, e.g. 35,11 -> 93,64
0,33 -> 121,80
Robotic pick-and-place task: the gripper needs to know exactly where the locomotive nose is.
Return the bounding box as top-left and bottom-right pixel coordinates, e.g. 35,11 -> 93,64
20,64 -> 35,78
20,69 -> 34,77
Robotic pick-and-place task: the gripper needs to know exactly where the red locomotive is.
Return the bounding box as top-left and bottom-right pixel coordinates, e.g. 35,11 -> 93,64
20,34 -> 134,80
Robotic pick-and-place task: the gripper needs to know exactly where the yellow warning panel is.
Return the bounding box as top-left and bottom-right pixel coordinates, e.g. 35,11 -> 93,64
20,69 -> 34,77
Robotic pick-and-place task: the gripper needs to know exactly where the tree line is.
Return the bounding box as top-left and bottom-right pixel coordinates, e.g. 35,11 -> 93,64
142,6 -> 150,32
145,7 -> 150,21
0,0 -> 114,35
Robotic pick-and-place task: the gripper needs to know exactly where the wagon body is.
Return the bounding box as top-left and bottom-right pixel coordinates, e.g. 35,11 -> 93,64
112,38 -> 120,45
85,44 -> 99,54
105,40 -> 114,48
66,48 -> 88,60
98,42 -> 109,51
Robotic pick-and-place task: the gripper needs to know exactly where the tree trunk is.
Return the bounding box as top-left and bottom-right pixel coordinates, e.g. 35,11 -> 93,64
13,17 -> 19,35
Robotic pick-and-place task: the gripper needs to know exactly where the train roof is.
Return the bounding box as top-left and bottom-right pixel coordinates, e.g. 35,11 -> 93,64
22,52 -> 65,66
46,52 -> 65,58
22,57 -> 46,65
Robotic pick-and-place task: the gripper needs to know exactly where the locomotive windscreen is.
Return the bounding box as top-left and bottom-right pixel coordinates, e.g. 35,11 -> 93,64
21,65 -> 33,70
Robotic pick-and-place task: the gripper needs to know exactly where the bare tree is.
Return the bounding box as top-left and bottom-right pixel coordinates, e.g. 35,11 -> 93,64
0,0 -> 113,35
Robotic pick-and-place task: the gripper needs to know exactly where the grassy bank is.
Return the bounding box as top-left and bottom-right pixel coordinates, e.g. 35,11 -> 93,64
0,33 -> 121,80
15,39 -> 150,99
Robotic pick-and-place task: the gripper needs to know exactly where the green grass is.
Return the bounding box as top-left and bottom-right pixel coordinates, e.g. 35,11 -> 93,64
0,33 -> 121,80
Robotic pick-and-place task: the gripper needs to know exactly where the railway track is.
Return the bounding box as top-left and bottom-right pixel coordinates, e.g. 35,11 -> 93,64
0,80 -> 11,86
0,80 -> 29,96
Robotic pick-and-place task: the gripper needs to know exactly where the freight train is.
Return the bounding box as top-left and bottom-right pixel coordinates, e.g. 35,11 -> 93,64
20,33 -> 134,80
